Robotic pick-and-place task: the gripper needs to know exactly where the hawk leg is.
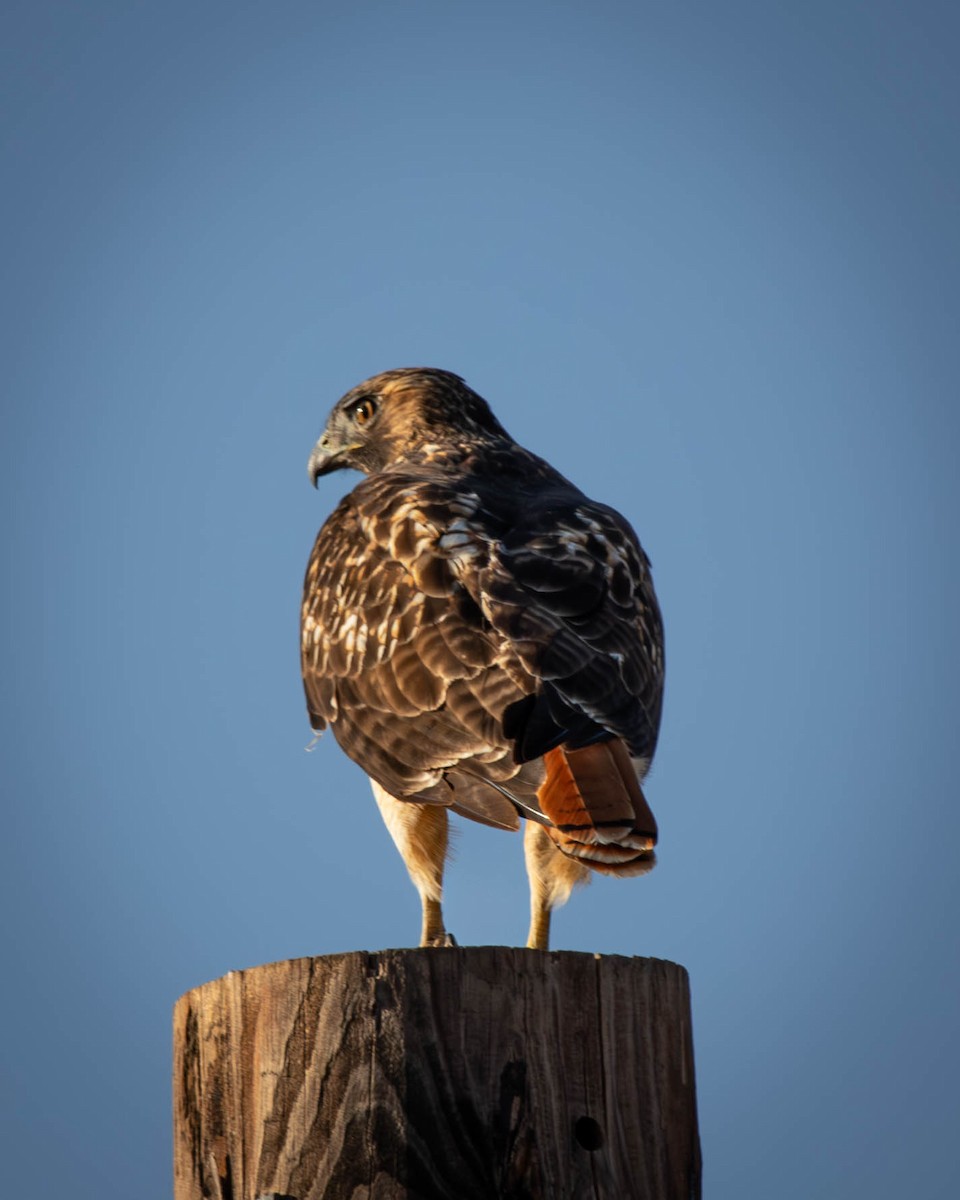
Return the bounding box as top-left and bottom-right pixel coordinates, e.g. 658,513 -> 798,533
523,820 -> 590,950
370,781 -> 455,947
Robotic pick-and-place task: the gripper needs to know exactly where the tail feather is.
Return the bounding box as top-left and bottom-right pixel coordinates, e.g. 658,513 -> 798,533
537,741 -> 658,876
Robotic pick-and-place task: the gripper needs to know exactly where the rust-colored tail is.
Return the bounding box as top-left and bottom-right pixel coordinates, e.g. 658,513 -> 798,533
536,740 -> 658,876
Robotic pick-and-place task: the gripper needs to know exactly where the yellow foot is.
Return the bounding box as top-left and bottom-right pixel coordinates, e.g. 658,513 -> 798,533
423,931 -> 457,947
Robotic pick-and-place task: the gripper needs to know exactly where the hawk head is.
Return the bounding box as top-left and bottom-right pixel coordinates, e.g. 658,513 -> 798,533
308,367 -> 510,484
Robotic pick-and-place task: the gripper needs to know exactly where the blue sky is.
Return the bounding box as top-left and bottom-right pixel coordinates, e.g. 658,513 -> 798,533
3,2 -> 958,1196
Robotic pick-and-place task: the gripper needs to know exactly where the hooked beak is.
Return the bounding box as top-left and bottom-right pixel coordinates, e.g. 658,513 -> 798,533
307,438 -> 339,487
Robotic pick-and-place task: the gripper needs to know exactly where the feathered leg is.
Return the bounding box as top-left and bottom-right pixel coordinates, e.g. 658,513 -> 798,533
370,781 -> 455,947
523,820 -> 590,950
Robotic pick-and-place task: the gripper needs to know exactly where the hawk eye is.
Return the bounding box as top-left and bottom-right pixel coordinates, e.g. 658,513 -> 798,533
350,397 -> 377,426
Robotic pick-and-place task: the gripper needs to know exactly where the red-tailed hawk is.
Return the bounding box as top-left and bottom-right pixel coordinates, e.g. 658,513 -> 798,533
302,368 -> 664,950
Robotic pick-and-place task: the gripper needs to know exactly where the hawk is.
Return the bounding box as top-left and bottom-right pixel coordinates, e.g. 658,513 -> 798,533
302,368 -> 664,950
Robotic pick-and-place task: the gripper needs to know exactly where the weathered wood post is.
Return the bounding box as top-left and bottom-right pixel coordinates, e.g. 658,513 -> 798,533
173,948 -> 700,1200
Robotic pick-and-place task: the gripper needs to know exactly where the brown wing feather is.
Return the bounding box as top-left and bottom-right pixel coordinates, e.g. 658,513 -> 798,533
301,480 -> 536,809
477,498 -> 664,764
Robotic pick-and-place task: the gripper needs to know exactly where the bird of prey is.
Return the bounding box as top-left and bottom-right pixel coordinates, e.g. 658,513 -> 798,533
302,368 -> 664,950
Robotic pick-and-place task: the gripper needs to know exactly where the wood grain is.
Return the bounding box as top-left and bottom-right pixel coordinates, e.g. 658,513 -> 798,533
173,949 -> 701,1200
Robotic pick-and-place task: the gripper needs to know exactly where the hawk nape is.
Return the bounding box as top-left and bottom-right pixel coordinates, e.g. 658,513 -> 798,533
301,367 -> 664,951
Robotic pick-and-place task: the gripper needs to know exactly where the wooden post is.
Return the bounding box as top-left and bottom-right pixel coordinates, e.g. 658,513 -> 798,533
173,948 -> 701,1200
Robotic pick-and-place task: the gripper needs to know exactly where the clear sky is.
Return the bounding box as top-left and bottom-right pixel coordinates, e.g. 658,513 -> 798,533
3,2 -> 958,1196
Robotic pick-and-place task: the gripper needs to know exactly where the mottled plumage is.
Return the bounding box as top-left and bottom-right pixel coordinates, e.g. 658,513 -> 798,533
302,368 -> 664,948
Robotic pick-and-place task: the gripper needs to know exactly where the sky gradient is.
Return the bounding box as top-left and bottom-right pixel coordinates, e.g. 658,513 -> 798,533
3,2 -> 958,1196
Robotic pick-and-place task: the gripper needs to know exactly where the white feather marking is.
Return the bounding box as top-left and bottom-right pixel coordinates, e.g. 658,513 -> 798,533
437,531 -> 475,551
631,755 -> 651,782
